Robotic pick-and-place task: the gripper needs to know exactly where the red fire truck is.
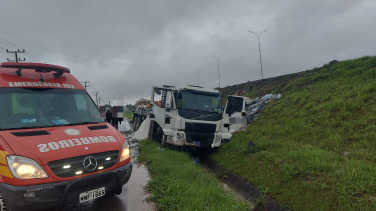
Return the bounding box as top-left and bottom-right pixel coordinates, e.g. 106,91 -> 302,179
0,62 -> 132,210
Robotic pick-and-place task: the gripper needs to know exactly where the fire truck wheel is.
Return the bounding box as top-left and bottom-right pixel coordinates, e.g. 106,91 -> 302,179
0,196 -> 6,211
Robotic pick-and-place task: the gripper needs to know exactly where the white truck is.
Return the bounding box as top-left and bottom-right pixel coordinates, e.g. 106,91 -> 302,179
148,85 -> 232,149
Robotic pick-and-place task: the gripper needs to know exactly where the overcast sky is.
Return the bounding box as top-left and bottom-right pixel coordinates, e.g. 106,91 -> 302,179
1,0 -> 375,105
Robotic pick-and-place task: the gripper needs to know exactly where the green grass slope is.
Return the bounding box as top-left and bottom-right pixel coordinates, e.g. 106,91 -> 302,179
138,140 -> 250,211
212,56 -> 376,211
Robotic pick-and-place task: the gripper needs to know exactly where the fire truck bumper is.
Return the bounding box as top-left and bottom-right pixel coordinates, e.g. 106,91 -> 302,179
0,162 -> 132,211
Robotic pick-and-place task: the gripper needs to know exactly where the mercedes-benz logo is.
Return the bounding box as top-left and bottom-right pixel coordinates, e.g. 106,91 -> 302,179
83,156 -> 97,171
64,129 -> 81,135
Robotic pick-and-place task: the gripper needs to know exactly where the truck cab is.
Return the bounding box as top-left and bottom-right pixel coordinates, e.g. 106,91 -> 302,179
149,85 -> 231,148
0,62 -> 132,211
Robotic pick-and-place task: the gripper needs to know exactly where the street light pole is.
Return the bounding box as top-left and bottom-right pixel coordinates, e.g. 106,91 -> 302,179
193,68 -> 202,86
182,76 -> 189,85
212,55 -> 223,88
249,30 -> 267,80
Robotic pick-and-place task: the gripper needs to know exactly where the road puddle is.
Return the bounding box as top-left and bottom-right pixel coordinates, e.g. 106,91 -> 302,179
121,155 -> 154,211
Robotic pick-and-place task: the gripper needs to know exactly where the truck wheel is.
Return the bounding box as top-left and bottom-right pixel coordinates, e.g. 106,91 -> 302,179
161,135 -> 167,148
0,196 -> 6,211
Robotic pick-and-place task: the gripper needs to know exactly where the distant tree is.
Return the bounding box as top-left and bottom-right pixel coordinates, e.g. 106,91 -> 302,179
103,104 -> 112,111
125,104 -> 133,111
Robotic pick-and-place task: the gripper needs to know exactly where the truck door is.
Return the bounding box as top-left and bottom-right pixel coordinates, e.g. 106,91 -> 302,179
221,96 -> 246,133
150,86 -> 176,136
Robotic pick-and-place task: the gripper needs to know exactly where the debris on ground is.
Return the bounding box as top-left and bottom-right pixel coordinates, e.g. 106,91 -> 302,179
245,93 -> 281,123
132,116 -> 151,141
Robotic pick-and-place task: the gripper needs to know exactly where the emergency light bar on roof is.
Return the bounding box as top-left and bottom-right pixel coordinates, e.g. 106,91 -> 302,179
0,62 -> 70,78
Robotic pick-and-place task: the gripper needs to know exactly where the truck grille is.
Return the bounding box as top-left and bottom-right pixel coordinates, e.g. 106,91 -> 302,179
48,151 -> 119,178
185,122 -> 216,133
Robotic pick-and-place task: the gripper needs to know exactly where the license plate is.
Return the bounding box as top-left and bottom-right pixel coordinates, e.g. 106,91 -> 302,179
79,187 -> 105,203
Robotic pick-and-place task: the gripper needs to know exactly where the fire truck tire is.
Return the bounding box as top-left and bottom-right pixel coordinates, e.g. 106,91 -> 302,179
0,196 -> 6,211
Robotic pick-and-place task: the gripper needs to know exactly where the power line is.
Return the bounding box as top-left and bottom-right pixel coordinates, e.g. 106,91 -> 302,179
0,40 -> 16,50
197,44 -> 260,78
220,44 -> 259,67
0,38 -> 43,63
94,91 -> 99,106
6,49 -> 25,62
80,81 -> 90,90
0,43 -> 38,63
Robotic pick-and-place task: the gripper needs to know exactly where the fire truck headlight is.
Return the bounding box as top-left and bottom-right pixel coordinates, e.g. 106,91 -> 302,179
7,155 -> 48,179
120,142 -> 130,162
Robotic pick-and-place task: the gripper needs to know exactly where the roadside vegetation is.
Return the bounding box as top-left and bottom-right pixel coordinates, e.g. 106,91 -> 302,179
138,140 -> 250,211
212,56 -> 376,210
124,111 -> 133,120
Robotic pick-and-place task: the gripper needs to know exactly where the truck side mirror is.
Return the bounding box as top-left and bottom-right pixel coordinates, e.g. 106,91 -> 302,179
166,104 -> 171,112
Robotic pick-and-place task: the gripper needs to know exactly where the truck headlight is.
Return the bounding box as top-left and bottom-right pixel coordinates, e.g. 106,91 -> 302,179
177,133 -> 185,141
120,141 -> 130,162
214,135 -> 221,143
6,155 -> 48,179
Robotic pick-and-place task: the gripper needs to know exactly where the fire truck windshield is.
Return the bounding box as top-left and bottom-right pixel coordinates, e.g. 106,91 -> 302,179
179,90 -> 222,113
0,88 -> 104,130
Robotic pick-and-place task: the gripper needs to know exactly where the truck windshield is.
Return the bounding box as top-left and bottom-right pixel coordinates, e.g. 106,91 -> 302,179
0,88 -> 104,130
179,90 -> 222,113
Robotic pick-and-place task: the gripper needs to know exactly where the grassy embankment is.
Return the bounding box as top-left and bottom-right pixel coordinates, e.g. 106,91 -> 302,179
138,140 -> 250,211
211,56 -> 376,210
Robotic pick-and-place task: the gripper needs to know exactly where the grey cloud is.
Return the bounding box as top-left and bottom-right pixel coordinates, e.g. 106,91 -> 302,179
1,0 -> 375,105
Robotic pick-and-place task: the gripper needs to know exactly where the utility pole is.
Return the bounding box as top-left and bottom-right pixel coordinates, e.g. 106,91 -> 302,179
6,49 -> 25,62
81,81 -> 90,90
94,91 -> 99,106
193,68 -> 202,86
212,55 -> 223,88
249,30 -> 267,79
182,76 -> 189,85
229,79 -> 233,86
98,97 -> 101,105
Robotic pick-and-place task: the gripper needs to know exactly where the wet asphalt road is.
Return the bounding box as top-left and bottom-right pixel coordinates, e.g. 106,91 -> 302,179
60,155 -> 153,211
